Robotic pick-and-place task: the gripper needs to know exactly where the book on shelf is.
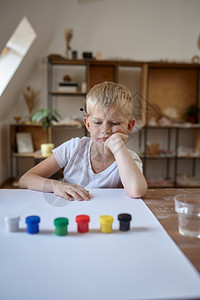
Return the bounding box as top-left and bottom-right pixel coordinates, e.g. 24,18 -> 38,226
57,82 -> 78,92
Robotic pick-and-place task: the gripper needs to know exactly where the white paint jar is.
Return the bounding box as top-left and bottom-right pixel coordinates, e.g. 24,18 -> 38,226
5,214 -> 20,232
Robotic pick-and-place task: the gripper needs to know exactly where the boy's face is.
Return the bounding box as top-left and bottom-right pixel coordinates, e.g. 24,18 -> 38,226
84,106 -> 135,145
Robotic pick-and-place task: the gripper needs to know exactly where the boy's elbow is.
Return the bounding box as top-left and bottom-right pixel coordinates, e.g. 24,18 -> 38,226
125,184 -> 148,199
18,174 -> 27,189
18,176 -> 24,188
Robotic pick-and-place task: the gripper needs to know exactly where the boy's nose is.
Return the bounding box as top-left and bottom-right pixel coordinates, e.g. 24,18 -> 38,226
101,123 -> 111,134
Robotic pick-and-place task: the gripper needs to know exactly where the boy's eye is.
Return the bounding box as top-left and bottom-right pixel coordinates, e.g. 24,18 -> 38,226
110,122 -> 120,126
92,120 -> 121,126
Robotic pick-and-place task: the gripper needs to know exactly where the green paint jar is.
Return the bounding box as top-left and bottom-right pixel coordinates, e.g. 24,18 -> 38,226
54,217 -> 69,236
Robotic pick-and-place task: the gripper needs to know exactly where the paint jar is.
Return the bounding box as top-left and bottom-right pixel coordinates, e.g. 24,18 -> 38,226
41,143 -> 54,157
5,214 -> 20,232
99,215 -> 113,233
54,217 -> 69,236
76,215 -> 90,233
118,213 -> 132,231
26,216 -> 40,234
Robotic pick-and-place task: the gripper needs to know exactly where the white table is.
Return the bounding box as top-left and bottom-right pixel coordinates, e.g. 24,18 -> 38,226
0,189 -> 200,300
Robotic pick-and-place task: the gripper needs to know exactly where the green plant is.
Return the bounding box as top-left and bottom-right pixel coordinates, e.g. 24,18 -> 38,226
32,109 -> 61,129
185,105 -> 199,123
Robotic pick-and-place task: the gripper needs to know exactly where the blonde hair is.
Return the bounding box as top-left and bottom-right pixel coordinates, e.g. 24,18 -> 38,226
86,82 -> 134,119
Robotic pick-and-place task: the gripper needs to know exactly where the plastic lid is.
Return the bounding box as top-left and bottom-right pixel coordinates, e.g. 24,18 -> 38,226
5,214 -> 20,223
26,216 -> 40,224
76,215 -> 90,223
99,215 -> 113,225
118,213 -> 132,222
54,217 -> 69,227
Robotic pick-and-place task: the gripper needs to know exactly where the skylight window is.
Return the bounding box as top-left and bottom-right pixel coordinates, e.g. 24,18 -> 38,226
0,16 -> 36,96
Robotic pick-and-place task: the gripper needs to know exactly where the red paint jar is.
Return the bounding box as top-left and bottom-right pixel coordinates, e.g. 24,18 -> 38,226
76,215 -> 90,233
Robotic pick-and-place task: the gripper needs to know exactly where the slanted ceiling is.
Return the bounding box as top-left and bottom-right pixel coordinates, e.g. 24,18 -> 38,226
0,0 -> 66,120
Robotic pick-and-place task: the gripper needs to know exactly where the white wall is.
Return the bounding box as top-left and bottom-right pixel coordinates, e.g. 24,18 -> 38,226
0,0 -> 200,184
48,0 -> 200,61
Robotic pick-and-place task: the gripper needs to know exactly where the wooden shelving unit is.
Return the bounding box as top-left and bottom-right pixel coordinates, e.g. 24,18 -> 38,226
10,124 -> 49,184
10,56 -> 200,187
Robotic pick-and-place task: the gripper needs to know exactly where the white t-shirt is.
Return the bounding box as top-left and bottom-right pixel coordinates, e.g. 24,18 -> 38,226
52,137 -> 143,189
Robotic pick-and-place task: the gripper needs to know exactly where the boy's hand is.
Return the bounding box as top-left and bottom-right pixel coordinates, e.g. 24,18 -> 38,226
52,181 -> 90,201
104,133 -> 128,155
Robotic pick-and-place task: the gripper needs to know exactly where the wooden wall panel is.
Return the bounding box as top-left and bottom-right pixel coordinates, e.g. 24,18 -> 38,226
88,65 -> 116,90
148,68 -> 198,121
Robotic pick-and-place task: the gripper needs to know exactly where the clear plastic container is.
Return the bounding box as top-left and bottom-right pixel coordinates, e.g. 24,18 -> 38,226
174,194 -> 200,238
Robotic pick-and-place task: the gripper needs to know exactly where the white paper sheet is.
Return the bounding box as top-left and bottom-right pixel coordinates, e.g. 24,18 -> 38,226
0,189 -> 200,300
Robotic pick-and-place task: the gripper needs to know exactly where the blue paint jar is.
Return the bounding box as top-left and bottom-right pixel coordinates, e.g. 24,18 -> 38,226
26,216 -> 40,234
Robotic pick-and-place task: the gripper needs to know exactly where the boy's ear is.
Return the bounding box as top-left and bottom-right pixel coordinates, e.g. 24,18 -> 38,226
84,117 -> 90,131
127,119 -> 135,132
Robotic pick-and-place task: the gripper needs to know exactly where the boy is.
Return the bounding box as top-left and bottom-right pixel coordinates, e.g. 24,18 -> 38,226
19,82 -> 147,200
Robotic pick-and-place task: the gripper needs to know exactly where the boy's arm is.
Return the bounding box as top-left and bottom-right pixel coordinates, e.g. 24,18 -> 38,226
19,154 -> 90,201
105,133 -> 147,198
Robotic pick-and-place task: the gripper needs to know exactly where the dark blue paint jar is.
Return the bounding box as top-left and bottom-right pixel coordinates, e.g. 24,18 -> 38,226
26,216 -> 40,234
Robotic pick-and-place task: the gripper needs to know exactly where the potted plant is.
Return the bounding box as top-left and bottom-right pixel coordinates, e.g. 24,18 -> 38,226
32,109 -> 61,156
185,105 -> 200,124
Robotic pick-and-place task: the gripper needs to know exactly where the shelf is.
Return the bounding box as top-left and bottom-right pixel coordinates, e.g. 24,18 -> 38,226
12,152 -> 48,159
141,154 -> 200,159
48,56 -> 200,68
52,125 -> 84,129
13,151 -> 199,160
12,152 -> 35,158
177,184 -> 200,188
148,61 -> 200,68
48,57 -> 87,65
11,123 -> 44,127
48,56 -> 145,67
140,154 -> 175,159
177,156 -> 200,159
11,123 -> 84,129
49,91 -> 87,96
145,124 -> 200,129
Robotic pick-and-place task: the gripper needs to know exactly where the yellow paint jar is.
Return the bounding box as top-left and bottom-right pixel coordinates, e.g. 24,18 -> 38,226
41,143 -> 54,157
99,215 -> 113,233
